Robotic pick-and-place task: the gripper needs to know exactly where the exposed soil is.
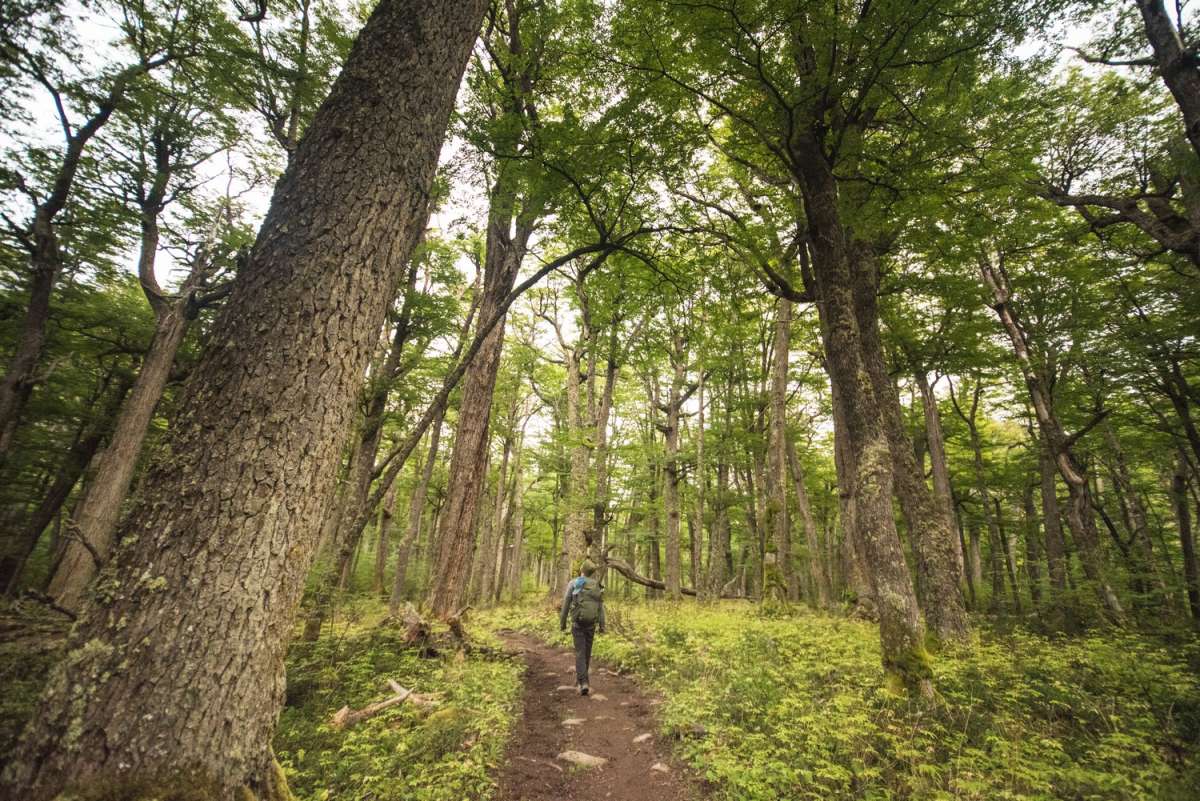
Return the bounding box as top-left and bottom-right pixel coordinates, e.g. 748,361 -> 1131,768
493,631 -> 707,801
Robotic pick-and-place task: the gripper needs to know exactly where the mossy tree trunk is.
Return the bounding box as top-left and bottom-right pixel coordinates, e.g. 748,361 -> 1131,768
0,1 -> 486,797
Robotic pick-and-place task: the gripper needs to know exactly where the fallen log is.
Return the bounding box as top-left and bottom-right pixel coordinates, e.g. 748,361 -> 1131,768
329,679 -> 436,730
600,554 -> 749,600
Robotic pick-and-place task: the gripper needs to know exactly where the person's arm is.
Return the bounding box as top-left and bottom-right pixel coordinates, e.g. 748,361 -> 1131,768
559,582 -> 573,631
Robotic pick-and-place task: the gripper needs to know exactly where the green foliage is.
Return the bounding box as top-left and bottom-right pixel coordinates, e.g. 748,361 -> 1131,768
274,601 -> 522,801
495,602 -> 1200,801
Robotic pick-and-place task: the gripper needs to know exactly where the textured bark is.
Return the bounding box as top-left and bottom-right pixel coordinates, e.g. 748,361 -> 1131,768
854,258 -> 967,641
561,338 -> 590,585
1135,0 -> 1200,162
766,299 -> 798,601
829,363 -> 874,611
1,2 -> 485,797
796,135 -> 929,693
426,225 -> 525,617
45,307 -> 188,611
915,372 -> 963,580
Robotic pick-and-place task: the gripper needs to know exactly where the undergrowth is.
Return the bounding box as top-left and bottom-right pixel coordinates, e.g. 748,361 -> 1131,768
274,597 -> 522,801
490,601 -> 1200,801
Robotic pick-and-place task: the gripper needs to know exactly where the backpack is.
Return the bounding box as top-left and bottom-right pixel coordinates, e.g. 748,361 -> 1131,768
570,577 -> 603,626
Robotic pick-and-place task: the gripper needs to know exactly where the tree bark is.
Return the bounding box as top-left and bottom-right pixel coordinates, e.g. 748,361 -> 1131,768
795,135 -> 930,694
853,255 -> 967,641
46,174 -> 212,610
663,333 -> 686,600
1134,0 -> 1200,163
1172,449 -> 1200,623
426,215 -> 526,618
766,299 -> 798,601
915,371 -> 963,581
1,2 -> 485,797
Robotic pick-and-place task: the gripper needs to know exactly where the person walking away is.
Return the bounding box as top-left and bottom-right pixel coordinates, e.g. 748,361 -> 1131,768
559,561 -> 605,695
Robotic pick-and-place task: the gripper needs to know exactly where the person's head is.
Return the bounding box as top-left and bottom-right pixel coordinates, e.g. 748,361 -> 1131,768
580,561 -> 597,578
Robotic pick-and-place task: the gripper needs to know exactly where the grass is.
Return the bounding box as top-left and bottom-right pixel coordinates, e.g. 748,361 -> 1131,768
275,597 -> 524,801
488,599 -> 1200,801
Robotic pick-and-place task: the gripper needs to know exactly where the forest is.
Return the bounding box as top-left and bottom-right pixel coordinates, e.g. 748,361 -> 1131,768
0,0 -> 1199,799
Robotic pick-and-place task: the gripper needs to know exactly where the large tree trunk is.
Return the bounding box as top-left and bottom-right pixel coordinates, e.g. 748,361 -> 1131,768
1,3 -> 485,797
915,371 -> 963,580
1135,0 -> 1200,163
766,299 -> 798,601
795,136 -> 930,694
425,214 -> 526,617
561,341 -> 590,585
853,255 -> 967,642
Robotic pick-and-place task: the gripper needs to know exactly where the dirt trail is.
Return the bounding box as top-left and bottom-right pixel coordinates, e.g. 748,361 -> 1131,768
493,631 -> 706,801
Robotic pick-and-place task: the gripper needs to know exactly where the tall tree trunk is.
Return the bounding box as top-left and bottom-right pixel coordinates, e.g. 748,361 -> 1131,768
915,371 -> 963,581
994,497 -> 1022,612
1022,480 -> 1043,606
1040,443 -> 1068,598
766,299 -> 798,600
1103,425 -> 1165,601
663,334 -> 686,600
561,341 -> 589,585
390,408 -> 444,615
795,137 -> 929,694
1,3 -> 485,797
853,256 -> 967,641
426,210 -> 526,618
1134,0 -> 1200,162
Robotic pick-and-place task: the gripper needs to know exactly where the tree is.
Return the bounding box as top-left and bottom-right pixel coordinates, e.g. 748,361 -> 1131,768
1,1 -> 488,796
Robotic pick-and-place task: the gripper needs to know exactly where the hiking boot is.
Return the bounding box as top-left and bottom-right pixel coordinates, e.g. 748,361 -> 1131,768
580,683 -> 589,696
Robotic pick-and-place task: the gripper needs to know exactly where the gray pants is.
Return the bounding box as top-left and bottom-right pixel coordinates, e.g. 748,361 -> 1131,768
572,622 -> 595,685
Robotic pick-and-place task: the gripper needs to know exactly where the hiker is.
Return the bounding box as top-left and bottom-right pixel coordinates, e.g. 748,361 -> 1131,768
559,561 -> 606,695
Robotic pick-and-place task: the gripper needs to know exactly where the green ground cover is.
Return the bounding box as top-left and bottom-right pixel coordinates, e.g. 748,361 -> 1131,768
274,599 -> 523,801
493,601 -> 1200,801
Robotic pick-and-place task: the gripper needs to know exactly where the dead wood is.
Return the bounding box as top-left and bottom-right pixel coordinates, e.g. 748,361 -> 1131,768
328,679 -> 437,730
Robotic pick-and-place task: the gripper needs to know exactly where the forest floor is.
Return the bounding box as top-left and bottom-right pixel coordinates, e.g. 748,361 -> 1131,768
492,630 -> 706,801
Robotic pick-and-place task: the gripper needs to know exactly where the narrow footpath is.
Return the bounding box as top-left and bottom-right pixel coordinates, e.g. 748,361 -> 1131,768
493,631 -> 706,801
